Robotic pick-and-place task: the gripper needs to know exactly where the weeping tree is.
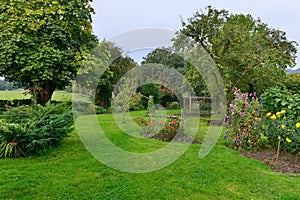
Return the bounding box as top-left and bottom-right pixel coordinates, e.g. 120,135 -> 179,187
0,0 -> 97,104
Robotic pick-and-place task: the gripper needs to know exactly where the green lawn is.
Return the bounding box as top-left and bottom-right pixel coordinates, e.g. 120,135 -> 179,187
0,90 -> 30,100
0,90 -> 73,101
0,111 -> 299,199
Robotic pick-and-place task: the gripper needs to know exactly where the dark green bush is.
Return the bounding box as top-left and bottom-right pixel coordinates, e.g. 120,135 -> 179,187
166,101 -> 180,110
0,99 -> 32,108
0,103 -> 73,158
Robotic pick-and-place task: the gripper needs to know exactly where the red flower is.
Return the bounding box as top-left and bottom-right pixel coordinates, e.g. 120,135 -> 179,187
9,142 -> 17,146
168,126 -> 175,129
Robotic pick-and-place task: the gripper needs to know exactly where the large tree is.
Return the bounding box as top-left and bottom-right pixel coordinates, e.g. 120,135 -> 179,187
175,6 -> 298,97
0,0 -> 97,104
96,55 -> 137,107
141,47 -> 209,100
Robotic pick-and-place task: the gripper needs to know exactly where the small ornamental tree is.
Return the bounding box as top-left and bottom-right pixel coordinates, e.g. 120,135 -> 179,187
147,95 -> 155,116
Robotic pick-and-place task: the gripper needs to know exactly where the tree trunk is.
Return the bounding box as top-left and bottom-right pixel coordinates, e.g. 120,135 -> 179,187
38,80 -> 56,105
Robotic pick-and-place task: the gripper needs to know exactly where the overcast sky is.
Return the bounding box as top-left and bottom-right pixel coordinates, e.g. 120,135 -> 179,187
91,0 -> 300,68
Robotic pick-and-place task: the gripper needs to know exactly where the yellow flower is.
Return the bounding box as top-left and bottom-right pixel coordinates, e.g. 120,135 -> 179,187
278,136 -> 281,140
270,115 -> 277,120
266,112 -> 272,117
281,124 -> 286,129
276,112 -> 281,117
286,138 -> 292,143
296,123 -> 300,129
280,110 -> 286,114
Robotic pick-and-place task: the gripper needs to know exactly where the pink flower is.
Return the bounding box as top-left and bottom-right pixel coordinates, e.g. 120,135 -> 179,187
242,130 -> 247,137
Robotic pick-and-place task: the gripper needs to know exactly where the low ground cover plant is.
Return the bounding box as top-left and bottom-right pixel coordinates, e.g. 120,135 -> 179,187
0,103 -> 73,158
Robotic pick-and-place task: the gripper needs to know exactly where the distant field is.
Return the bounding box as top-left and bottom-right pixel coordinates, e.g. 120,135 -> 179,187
0,90 -> 73,101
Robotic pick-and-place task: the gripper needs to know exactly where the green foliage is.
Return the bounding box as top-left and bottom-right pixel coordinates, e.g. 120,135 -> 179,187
139,114 -> 184,142
260,87 -> 300,120
281,73 -> 300,95
142,47 -> 184,72
0,111 -> 300,199
0,99 -> 32,109
225,88 -> 300,155
112,75 -> 143,122
146,95 -> 155,115
79,41 -> 138,108
141,48 -> 184,102
139,83 -> 163,108
0,0 -> 97,104
262,111 -> 300,154
0,103 -> 73,157
224,88 -> 264,150
96,55 -> 137,107
166,101 -> 180,110
176,6 -> 298,98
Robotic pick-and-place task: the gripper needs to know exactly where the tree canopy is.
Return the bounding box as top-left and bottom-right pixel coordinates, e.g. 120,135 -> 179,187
175,6 -> 298,97
0,0 -> 97,104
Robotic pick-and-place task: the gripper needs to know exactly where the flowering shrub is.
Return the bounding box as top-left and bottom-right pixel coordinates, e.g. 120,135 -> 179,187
224,87 -> 264,150
225,87 -> 300,156
138,115 -> 183,142
156,115 -> 182,141
263,110 -> 300,154
260,87 -> 300,120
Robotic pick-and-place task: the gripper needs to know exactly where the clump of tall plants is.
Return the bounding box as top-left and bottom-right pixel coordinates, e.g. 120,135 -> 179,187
224,87 -> 264,150
0,103 -> 73,158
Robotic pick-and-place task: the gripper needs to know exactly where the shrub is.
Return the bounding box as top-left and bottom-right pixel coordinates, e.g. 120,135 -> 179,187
224,87 -> 264,151
95,106 -> 107,114
0,99 -> 32,109
260,87 -> 300,120
0,103 -> 73,158
262,110 -> 300,154
166,101 -> 180,110
225,87 -> 300,156
139,114 -> 183,142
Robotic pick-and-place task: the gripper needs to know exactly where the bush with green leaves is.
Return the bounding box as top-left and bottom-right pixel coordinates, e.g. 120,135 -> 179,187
262,110 -> 300,155
139,114 -> 183,142
260,87 -> 300,120
166,101 -> 180,110
0,103 -> 73,158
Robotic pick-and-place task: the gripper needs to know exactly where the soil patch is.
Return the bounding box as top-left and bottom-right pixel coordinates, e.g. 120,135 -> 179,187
240,150 -> 300,174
